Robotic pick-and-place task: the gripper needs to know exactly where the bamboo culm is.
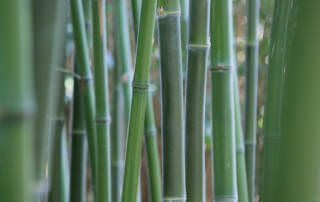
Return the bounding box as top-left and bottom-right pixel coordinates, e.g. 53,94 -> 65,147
274,1 -> 320,201
210,0 -> 237,201
114,0 -> 134,126
185,0 -> 210,201
244,1 -> 260,201
261,0 -> 291,201
121,0 -> 158,201
70,75 -> 88,202
70,0 -> 98,194
144,92 -> 162,202
32,0 -> 66,199
92,0 -> 112,201
48,46 -> 70,202
0,1 -> 34,201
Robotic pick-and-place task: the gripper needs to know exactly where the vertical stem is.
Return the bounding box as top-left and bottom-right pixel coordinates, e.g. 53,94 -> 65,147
48,72 -> 69,202
92,0 -> 112,201
234,70 -> 249,202
274,1 -> 320,201
131,0 -> 142,37
83,0 -> 93,48
114,0 -> 134,126
260,0 -> 290,201
210,0 -> 237,201
121,0 -> 158,201
184,0 -> 210,201
111,25 -> 125,202
244,1 -> 260,201
180,0 -> 189,74
70,0 -> 98,195
0,1 -> 34,202
32,0 -> 66,199
70,74 -> 88,202
144,92 -> 162,202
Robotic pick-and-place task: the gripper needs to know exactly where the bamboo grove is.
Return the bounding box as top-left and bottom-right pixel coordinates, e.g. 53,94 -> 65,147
0,0 -> 320,202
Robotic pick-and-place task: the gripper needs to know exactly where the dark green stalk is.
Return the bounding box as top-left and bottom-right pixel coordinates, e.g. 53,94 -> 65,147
92,0 -> 111,201
114,0 -> 133,125
144,92 -> 162,202
158,1 -> 186,201
244,1 -> 260,201
184,0 -> 210,201
70,0 -> 98,194
83,0 -> 93,48
180,0 -> 189,74
121,0 -> 158,201
210,0 -> 237,201
32,0 -> 66,198
234,71 -> 249,202
274,1 -> 320,201
48,73 -> 69,202
261,0 -> 291,201
0,1 -> 33,202
70,76 -> 88,202
131,0 -> 142,37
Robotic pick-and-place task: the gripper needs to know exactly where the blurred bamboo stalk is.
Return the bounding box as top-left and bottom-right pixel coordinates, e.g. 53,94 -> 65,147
0,1 -> 34,202
210,0 -> 237,201
244,1 -> 260,200
185,0 -> 210,201
121,0 -> 158,201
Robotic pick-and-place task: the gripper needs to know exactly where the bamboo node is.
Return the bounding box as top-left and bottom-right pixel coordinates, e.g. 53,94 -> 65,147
144,128 -> 157,137
208,65 -> 232,72
72,129 -> 86,136
77,75 -> 94,83
157,10 -> 181,19
121,72 -> 132,84
33,180 -> 49,195
188,43 -> 210,50
95,116 -> 112,125
132,82 -> 149,92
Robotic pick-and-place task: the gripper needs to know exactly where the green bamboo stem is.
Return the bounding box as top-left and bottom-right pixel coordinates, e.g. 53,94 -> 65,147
261,0 -> 291,201
144,91 -> 162,202
0,1 -> 34,202
121,0 -> 158,201
111,25 -> 125,202
48,74 -> 69,202
234,70 -> 249,202
131,0 -> 142,37
83,0 -> 93,48
180,0 -> 189,74
70,0 -> 98,194
184,0 -> 210,201
244,1 -> 260,201
210,0 -> 237,201
274,1 -> 320,201
92,0 -> 111,201
114,0 -> 134,126
70,75 -> 88,202
32,0 -> 66,198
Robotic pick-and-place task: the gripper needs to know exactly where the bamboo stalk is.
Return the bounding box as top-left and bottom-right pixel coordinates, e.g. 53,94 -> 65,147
274,1 -> 320,201
48,71 -> 69,202
70,74 -> 88,202
92,0 -> 111,201
121,0 -> 158,201
144,91 -> 162,202
210,0 -> 237,201
184,0 -> 210,201
261,0 -> 291,201
70,0 -> 98,194
83,0 -> 93,48
32,0 -> 66,198
234,70 -> 249,202
244,1 -> 260,201
0,1 -> 34,202
131,0 -> 142,37
180,0 -> 189,74
114,0 -> 134,126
